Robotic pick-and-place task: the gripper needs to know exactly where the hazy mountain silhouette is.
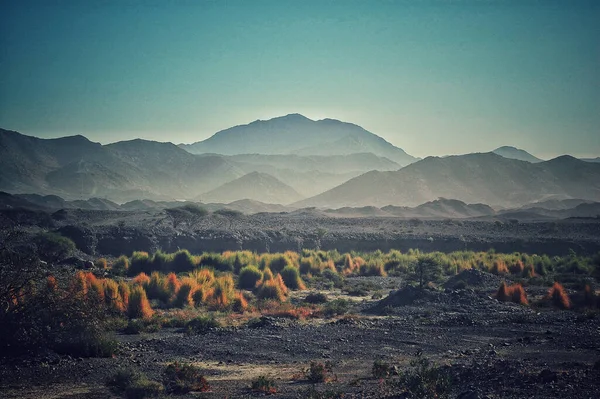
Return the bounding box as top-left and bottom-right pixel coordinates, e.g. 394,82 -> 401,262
200,172 -> 304,205
581,157 -> 600,163
0,129 -> 246,202
180,114 -> 417,166
295,153 -> 600,208
492,146 -> 542,163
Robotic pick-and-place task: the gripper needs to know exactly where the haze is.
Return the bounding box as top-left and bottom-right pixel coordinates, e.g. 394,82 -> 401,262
1,0 -> 599,158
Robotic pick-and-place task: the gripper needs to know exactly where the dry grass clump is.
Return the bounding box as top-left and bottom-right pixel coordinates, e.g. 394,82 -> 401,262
166,273 -> 181,296
128,285 -> 154,319
238,265 -> 263,289
256,275 -> 288,301
172,277 -> 198,308
103,279 -> 126,313
207,275 -> 236,309
132,272 -> 151,286
495,281 -> 528,305
490,260 -> 509,275
279,266 -> 306,290
545,282 -> 570,309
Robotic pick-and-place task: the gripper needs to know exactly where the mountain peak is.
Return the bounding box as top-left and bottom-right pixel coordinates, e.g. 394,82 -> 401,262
492,146 -> 542,163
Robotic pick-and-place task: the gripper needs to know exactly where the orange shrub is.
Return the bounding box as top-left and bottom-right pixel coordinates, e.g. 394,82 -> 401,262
128,285 -> 154,319
495,281 -> 528,305
546,282 -> 570,309
256,276 -> 287,302
522,264 -> 536,278
491,260 -> 509,275
262,267 -> 274,282
207,275 -> 235,309
166,273 -> 181,296
94,258 -> 108,269
132,272 -> 151,286
103,279 -> 125,313
118,281 -> 130,309
509,260 -> 524,275
46,275 -> 58,292
172,277 -> 197,308
88,278 -> 105,304
71,271 -> 88,297
191,268 -> 215,286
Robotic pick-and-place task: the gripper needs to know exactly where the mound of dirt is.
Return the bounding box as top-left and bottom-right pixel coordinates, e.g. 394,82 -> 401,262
369,286 -> 442,311
443,269 -> 507,290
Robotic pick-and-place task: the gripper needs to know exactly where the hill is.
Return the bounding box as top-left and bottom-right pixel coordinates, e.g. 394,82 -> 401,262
295,152 -> 600,208
492,146 -> 542,163
199,172 -> 304,205
180,114 -> 416,166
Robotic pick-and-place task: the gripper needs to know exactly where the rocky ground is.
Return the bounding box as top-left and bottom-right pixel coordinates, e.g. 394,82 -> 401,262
2,272 -> 599,399
2,208 -> 600,257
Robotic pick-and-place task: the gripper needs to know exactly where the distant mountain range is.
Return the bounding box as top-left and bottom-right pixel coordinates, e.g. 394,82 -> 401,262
180,114 -> 417,166
492,146 -> 542,163
1,115 -> 599,208
199,172 -> 303,205
295,153 -> 600,208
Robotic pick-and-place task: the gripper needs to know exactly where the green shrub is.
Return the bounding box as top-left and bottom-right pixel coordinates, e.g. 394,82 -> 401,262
125,379 -> 164,399
35,231 -> 76,262
251,375 -> 277,393
164,362 -> 210,393
107,367 -> 143,394
268,254 -> 294,274
280,266 -> 306,290
151,251 -> 172,273
306,361 -> 335,383
388,354 -> 451,399
114,255 -> 130,275
372,359 -> 393,379
238,265 -> 263,289
322,299 -> 349,317
128,251 -> 151,275
172,249 -> 196,273
185,316 -> 220,334
304,292 -> 329,304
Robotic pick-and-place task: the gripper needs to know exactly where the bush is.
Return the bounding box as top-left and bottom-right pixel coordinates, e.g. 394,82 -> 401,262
125,379 -> 164,399
208,275 -> 236,309
0,249 -> 115,357
305,292 -> 329,304
114,255 -> 130,275
491,260 -> 509,275
280,266 -> 306,290
372,359 -> 393,379
128,251 -> 151,275
128,285 -> 154,319
164,362 -> 210,393
251,375 -> 277,394
107,367 -> 143,394
172,277 -> 197,308
546,282 -> 571,309
321,299 -> 349,317
389,354 -> 451,399
172,250 -> 196,273
256,275 -> 288,301
495,282 -> 528,305
145,272 -> 170,303
306,361 -> 335,383
238,265 -> 263,289
95,258 -> 108,269
185,316 -> 220,334
35,231 -> 76,261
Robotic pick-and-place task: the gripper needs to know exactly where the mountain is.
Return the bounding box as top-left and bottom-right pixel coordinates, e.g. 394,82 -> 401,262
295,153 -> 600,208
226,153 -> 400,197
492,146 -> 542,163
581,157 -> 600,163
199,172 -> 304,205
180,114 -> 417,166
0,129 -> 247,202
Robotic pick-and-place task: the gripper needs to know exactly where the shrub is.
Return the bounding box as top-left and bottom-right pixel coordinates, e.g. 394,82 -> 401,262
495,282 -> 528,305
409,256 -> 443,289
145,272 -> 170,302
200,253 -> 233,272
251,375 -> 277,394
491,260 -> 509,275
359,260 -> 387,277
185,316 -> 220,334
256,275 -> 287,301
306,361 -> 335,383
107,367 -> 143,394
268,254 -> 294,274
305,292 -> 329,304
390,354 -> 451,399
190,268 -> 215,286
164,362 -> 210,393
208,274 -> 235,309
238,265 -> 263,289
113,255 -> 130,275
546,282 -> 570,309
125,379 -> 164,399
262,266 -> 274,281
151,251 -> 172,272
172,250 -> 196,273
118,281 -> 130,309
280,266 -> 306,290
232,291 -> 248,312
35,231 -> 75,261
132,272 -> 151,286
372,359 -> 393,379
166,272 -> 181,296
321,299 -> 349,317
172,277 -> 197,308
95,258 -> 108,269
129,251 -> 151,275
128,285 -> 154,319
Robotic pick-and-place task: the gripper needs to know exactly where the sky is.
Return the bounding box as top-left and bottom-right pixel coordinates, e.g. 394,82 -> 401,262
0,0 -> 598,159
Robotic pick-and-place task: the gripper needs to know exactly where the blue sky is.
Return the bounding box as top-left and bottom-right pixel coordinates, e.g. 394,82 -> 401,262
1,0 -> 598,158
